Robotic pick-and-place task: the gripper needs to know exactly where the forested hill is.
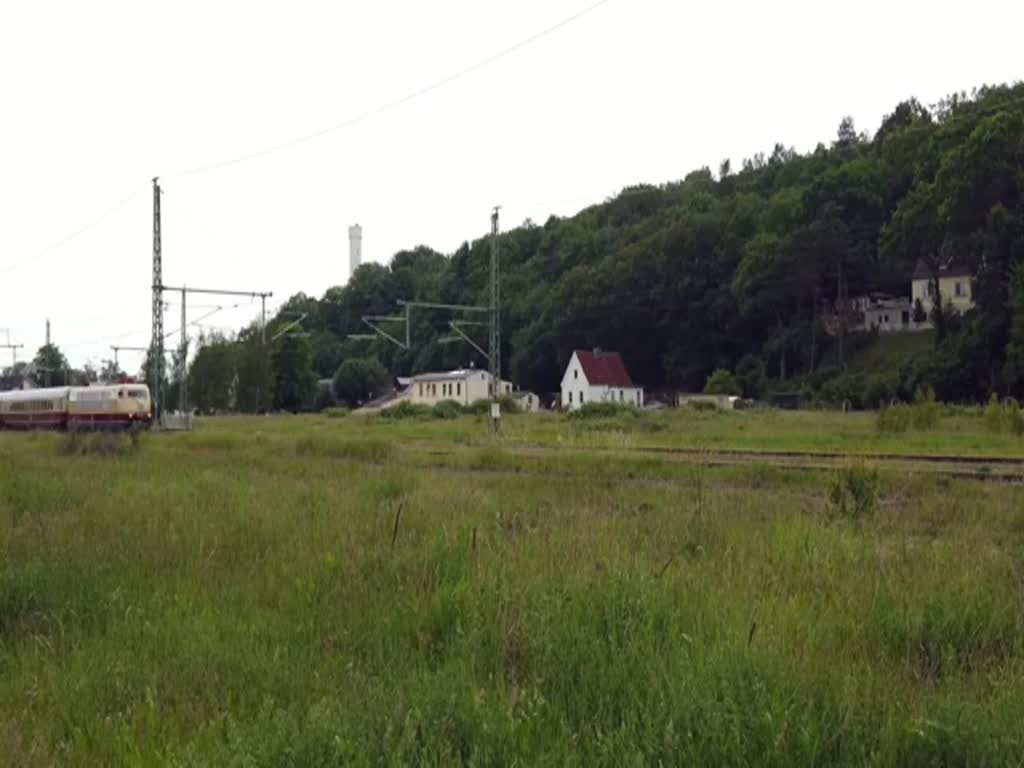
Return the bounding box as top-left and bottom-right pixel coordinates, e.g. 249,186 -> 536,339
265,82 -> 1024,406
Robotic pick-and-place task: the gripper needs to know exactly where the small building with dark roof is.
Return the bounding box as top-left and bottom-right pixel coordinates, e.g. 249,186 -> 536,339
560,349 -> 643,410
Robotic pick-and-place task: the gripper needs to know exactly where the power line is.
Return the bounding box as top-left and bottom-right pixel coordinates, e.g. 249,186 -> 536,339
0,182 -> 149,275
175,0 -> 612,178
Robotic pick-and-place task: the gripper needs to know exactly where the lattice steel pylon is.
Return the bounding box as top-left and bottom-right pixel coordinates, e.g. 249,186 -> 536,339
150,177 -> 164,424
489,206 -> 501,432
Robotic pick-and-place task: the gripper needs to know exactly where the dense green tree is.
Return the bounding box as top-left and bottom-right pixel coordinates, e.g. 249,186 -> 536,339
235,333 -> 274,413
704,369 -> 740,396
1003,263 -> 1024,397
32,344 -> 69,386
187,335 -> 235,413
735,355 -> 766,398
99,359 -> 124,384
272,335 -> 316,412
333,357 -> 390,407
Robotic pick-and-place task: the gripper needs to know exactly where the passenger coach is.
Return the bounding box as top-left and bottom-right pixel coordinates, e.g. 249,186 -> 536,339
0,384 -> 152,431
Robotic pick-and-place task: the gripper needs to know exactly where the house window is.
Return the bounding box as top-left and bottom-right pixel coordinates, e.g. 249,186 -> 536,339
926,283 -> 934,297
580,391 -> 585,403
619,390 -> 624,402
457,382 -> 461,396
568,391 -> 573,404
574,369 -> 578,380
955,281 -> 964,297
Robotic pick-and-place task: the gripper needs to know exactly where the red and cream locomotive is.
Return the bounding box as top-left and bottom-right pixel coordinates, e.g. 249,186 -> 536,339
0,384 -> 152,431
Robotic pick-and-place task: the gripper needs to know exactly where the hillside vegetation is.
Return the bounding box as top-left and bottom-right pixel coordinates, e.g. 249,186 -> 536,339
170,83 -> 1024,411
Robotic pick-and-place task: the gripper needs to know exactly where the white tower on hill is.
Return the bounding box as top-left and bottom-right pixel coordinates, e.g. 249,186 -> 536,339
349,224 -> 362,278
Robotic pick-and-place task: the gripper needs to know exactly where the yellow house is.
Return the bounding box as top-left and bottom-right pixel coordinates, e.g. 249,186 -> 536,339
911,261 -> 973,317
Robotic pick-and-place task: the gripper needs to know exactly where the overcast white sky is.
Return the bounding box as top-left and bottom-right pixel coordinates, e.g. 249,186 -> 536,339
1,0 -> 1021,371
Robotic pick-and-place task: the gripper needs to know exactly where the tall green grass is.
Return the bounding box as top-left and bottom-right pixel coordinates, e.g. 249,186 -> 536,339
1,419 -> 1023,765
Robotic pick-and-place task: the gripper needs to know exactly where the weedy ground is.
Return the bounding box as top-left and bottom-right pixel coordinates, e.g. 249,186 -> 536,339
1,412 -> 1023,766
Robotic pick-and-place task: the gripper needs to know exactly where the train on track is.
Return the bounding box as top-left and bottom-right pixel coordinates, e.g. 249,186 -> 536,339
0,384 -> 152,431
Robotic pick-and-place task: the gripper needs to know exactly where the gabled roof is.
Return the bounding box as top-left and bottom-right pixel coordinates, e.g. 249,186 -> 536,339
912,259 -> 972,280
574,350 -> 635,387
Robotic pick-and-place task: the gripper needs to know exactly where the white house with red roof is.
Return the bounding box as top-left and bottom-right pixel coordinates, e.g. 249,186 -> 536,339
561,349 -> 643,410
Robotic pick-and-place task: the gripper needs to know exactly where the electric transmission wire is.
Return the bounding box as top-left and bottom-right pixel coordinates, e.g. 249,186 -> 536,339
175,0 -> 612,177
2,2 -> 612,278
0,182 -> 150,275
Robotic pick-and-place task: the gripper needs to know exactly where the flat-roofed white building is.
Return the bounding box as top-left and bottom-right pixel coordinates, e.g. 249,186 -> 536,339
410,368 -> 513,407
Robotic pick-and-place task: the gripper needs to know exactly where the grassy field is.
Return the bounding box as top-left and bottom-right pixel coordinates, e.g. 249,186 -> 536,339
2,411 -> 1024,765
352,405 -> 1024,458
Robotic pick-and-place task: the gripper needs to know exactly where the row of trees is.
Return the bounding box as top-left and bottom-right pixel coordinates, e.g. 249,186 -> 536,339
0,344 -> 126,390
12,83 -> 1018,409
211,82 -> 1018,407
178,82 -> 1024,409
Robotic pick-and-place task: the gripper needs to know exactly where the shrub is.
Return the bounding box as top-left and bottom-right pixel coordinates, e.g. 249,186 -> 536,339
983,394 -> 1024,436
876,404 -> 912,433
322,406 -> 350,419
378,401 -> 431,420
685,400 -> 720,412
828,464 -> 880,520
566,402 -> 638,420
911,386 -> 941,429
703,369 -> 740,396
864,375 -> 897,409
819,373 -> 866,410
465,396 -> 522,416
431,400 -> 465,420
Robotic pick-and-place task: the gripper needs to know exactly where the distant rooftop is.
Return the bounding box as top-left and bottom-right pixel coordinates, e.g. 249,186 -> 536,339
912,259 -> 972,280
574,349 -> 636,388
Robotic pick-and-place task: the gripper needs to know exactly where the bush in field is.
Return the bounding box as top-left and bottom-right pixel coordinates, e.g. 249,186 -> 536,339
877,387 -> 941,434
566,401 -> 637,420
684,400 -> 720,412
378,401 -> 431,420
864,375 -> 897,409
820,373 -> 866,410
828,464 -> 880,520
983,394 -> 1024,436
431,400 -> 465,420
911,386 -> 941,429
703,369 -> 740,396
876,404 -> 913,433
322,406 -> 350,419
465,396 -> 522,416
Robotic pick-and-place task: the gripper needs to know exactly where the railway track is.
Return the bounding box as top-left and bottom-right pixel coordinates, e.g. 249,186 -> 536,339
627,444 -> 1024,466
408,439 -> 1024,484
